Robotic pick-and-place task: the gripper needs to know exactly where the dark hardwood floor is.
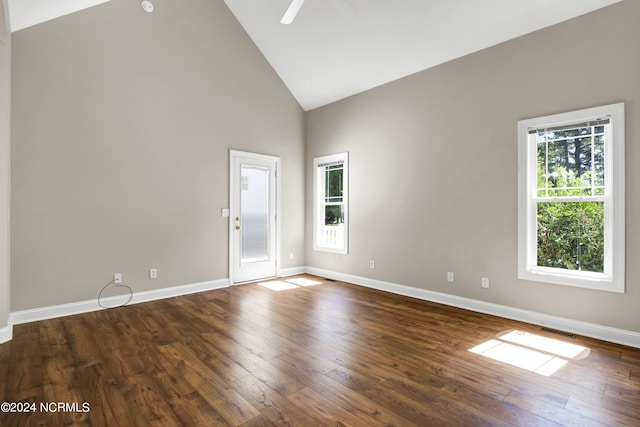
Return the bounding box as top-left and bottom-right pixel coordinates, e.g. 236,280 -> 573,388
1,274 -> 639,426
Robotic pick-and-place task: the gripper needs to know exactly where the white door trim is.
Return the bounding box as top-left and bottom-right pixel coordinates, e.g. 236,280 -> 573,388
229,150 -> 281,285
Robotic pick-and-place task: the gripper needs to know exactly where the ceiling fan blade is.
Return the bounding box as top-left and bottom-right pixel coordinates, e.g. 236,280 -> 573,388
280,0 -> 306,24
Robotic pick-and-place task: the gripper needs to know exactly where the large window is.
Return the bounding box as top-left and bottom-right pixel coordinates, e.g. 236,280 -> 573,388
314,152 -> 348,253
518,103 -> 625,292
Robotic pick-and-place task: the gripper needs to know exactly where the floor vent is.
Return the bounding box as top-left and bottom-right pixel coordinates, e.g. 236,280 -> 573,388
540,327 -> 576,339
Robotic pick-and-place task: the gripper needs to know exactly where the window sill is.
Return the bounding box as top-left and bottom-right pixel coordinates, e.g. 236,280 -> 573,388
518,268 -> 623,293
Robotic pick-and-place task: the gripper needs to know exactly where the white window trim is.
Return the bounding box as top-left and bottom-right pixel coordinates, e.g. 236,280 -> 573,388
313,152 -> 349,254
517,103 -> 625,293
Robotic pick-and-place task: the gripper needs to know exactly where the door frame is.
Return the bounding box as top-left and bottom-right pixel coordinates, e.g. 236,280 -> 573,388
229,150 -> 281,285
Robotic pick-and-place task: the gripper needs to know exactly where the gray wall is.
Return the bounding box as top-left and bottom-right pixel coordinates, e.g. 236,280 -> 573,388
0,0 -> 9,333
9,0 -> 639,335
306,0 -> 640,332
11,0 -> 305,310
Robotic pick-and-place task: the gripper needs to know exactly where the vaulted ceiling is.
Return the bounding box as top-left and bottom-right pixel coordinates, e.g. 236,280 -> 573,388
9,0 -> 624,110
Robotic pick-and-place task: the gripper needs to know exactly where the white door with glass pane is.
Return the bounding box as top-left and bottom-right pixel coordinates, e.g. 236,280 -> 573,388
230,151 -> 279,283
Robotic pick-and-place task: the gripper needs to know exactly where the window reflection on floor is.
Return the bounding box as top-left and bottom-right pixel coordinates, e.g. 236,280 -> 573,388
469,330 -> 590,376
257,277 -> 323,291
286,277 -> 323,287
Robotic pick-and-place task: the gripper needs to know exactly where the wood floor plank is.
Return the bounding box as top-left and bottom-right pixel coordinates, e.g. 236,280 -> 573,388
143,350 -> 196,399
310,369 -> 421,426
0,340 -> 9,402
630,370 -> 640,387
230,374 -> 329,427
565,390 -> 640,423
1,274 -> 640,426
362,377 -> 461,426
199,330 -> 306,398
162,321 -> 252,384
564,395 -> 639,426
366,374 -> 517,427
436,380 -> 561,427
288,386 -> 387,427
324,364 -> 384,393
73,363 -> 149,427
41,346 -> 88,426
503,390 -> 606,427
603,382 -> 640,405
168,391 -> 233,426
158,341 -> 260,425
239,414 -> 279,427
3,327 -> 45,404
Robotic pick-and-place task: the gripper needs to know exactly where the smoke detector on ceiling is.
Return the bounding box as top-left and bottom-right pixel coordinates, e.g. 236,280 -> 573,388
141,1 -> 154,13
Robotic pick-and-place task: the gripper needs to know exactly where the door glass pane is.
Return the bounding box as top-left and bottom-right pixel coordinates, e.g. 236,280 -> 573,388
241,166 -> 269,263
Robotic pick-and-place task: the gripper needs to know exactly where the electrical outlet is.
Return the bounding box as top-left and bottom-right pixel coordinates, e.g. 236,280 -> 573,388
289,252 -> 294,260
447,272 -> 455,283
481,277 -> 490,288
369,260 -> 375,269
114,273 -> 122,284
149,268 -> 158,279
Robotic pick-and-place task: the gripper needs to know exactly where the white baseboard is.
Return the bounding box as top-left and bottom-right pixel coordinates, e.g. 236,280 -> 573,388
6,268 -> 307,329
306,267 -> 640,349
0,324 -> 11,344
6,268 -> 640,349
10,278 -> 229,326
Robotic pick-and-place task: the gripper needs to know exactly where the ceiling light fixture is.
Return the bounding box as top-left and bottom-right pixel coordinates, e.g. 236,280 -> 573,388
141,0 -> 154,13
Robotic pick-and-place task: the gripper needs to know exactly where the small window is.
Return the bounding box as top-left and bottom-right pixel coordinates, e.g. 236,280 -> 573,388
314,152 -> 348,253
518,103 -> 625,292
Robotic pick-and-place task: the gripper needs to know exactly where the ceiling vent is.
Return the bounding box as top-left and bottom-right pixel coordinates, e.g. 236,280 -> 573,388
540,327 -> 576,339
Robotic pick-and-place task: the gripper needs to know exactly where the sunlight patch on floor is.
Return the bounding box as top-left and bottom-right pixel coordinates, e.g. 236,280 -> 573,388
286,277 -> 322,287
499,330 -> 589,359
469,330 -> 589,377
257,277 -> 323,291
257,281 -> 299,291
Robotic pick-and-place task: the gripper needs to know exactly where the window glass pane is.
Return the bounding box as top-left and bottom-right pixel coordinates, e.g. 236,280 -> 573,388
537,143 -> 547,197
325,166 -> 343,203
549,127 -> 590,140
321,205 -> 345,248
546,137 -> 591,193
537,201 -> 604,272
594,134 -> 605,189
537,127 -> 606,197
325,205 -> 344,225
